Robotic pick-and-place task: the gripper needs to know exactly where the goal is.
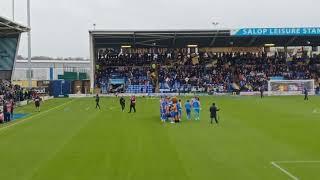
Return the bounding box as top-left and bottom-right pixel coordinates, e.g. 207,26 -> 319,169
268,80 -> 315,96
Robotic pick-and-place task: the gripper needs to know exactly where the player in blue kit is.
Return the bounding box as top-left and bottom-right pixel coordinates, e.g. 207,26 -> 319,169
160,97 -> 167,122
192,97 -> 201,120
184,100 -> 191,120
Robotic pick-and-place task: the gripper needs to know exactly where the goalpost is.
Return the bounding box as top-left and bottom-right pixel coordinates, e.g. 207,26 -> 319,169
268,80 -> 315,96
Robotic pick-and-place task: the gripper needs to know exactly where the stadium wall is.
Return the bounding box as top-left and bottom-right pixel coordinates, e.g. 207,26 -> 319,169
12,60 -> 90,81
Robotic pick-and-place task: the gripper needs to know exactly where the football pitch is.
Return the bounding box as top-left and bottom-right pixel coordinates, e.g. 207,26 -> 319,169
0,96 -> 320,180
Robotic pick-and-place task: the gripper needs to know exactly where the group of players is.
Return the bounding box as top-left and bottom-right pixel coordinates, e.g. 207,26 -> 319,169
95,94 -> 220,124
160,96 -> 219,124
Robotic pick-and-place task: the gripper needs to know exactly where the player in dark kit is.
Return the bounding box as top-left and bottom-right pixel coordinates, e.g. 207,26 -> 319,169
129,95 -> 136,113
209,103 -> 220,124
120,96 -> 125,112
34,95 -> 41,112
260,86 -> 264,98
95,94 -> 101,109
304,87 -> 309,100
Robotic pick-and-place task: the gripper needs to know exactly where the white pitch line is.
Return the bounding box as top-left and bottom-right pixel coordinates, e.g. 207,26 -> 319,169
0,100 -> 74,132
271,161 -> 299,180
275,161 -> 320,164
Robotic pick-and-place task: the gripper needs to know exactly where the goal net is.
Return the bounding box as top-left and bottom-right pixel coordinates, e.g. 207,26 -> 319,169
268,80 -> 315,96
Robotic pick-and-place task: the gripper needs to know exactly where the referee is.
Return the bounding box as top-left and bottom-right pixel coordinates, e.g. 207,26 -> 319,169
120,96 -> 126,112
209,103 -> 220,124
260,86 -> 264,98
304,87 -> 309,100
95,94 -> 101,109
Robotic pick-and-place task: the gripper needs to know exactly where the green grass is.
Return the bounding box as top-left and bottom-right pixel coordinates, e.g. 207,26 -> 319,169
0,96 -> 320,180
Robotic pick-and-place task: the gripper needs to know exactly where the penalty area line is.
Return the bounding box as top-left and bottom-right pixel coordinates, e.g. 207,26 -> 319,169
0,100 -> 75,132
271,161 -> 299,180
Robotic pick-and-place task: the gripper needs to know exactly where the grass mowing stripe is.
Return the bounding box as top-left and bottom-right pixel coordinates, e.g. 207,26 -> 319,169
0,99 -> 75,132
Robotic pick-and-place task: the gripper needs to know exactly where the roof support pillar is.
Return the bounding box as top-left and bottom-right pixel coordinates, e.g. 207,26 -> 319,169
284,46 -> 288,59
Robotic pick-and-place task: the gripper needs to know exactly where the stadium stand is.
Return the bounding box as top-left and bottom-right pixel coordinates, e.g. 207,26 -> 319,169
90,29 -> 320,94
95,48 -> 320,94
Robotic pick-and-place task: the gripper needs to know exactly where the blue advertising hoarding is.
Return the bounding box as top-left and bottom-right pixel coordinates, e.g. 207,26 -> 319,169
231,27 -> 320,36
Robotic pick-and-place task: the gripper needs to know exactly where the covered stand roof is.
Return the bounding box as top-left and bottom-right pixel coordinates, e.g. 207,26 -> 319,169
0,16 -> 30,36
90,29 -> 320,49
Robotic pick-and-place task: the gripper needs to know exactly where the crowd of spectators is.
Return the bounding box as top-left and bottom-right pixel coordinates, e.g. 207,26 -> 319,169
96,48 -> 320,94
0,80 -> 33,123
160,53 -> 320,92
97,48 -> 190,66
96,66 -> 155,93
